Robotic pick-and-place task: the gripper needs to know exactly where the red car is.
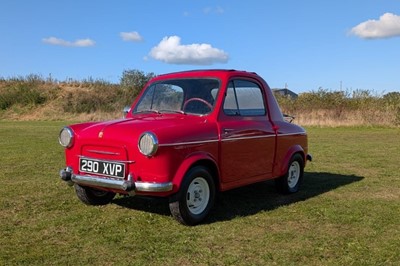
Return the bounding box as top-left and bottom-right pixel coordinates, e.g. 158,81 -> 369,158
59,69 -> 311,225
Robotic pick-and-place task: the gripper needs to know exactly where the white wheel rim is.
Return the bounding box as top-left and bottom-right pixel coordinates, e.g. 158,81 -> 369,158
288,161 -> 300,189
186,177 -> 210,215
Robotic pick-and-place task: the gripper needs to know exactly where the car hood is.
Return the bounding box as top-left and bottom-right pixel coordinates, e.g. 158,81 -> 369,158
71,114 -> 218,146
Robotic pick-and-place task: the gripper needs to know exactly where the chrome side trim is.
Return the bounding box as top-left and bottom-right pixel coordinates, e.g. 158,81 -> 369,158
160,139 -> 219,147
221,135 -> 275,142
277,132 -> 306,137
87,150 -> 121,156
221,131 -> 305,142
78,155 -> 135,164
148,131 -> 306,147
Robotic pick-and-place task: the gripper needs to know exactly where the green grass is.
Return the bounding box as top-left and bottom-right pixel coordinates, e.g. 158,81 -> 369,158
1,121 -> 399,265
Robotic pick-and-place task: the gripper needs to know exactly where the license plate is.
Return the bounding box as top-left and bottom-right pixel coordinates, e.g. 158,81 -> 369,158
79,158 -> 125,179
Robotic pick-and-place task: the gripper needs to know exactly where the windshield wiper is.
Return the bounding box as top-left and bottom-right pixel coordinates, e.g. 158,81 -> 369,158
134,109 -> 161,114
159,110 -> 186,115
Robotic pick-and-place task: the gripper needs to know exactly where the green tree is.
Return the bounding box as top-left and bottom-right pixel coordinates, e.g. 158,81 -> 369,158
119,69 -> 156,106
120,69 -> 155,96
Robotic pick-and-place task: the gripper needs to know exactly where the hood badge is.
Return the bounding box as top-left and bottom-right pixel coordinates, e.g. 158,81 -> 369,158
98,131 -> 104,139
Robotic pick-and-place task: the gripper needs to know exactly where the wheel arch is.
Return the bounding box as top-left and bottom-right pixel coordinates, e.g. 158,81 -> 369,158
172,152 -> 220,193
190,159 -> 220,191
277,145 -> 306,176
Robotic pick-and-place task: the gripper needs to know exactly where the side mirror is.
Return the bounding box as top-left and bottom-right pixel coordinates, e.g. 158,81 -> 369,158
283,114 -> 295,123
123,106 -> 131,118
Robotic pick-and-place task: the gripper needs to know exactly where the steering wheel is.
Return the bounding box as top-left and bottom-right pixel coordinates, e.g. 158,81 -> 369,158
182,98 -> 213,112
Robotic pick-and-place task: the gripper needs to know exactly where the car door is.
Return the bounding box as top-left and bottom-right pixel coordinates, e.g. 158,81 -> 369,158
219,79 -> 276,185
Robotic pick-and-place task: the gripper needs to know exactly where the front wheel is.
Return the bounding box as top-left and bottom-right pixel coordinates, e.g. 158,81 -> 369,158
74,184 -> 116,205
275,154 -> 304,194
169,166 -> 215,226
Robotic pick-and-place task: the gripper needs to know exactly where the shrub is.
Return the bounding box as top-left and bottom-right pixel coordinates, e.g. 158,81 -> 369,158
61,83 -> 122,113
1,72 -> 399,126
275,88 -> 400,126
0,78 -> 47,109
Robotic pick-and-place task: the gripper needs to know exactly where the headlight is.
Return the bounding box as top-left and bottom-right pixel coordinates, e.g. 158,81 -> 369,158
59,127 -> 74,148
138,132 -> 158,156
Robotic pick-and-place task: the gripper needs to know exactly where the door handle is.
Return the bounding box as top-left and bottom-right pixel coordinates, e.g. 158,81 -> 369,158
223,128 -> 234,134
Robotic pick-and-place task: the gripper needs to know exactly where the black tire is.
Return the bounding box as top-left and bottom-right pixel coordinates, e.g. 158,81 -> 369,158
169,166 -> 215,226
74,184 -> 116,205
275,153 -> 304,194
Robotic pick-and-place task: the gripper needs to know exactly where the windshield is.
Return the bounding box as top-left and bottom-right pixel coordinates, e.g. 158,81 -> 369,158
133,78 -> 220,115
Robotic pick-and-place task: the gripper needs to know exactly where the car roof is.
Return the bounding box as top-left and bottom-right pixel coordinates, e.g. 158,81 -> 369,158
151,69 -> 261,81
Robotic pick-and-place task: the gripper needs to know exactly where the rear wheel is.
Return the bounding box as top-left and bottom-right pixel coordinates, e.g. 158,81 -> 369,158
74,184 -> 115,205
275,154 -> 304,194
169,166 -> 215,225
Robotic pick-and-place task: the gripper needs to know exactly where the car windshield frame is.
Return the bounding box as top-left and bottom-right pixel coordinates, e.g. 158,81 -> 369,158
133,78 -> 221,116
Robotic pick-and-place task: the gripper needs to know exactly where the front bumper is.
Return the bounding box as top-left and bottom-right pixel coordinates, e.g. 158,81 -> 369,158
59,167 -> 173,196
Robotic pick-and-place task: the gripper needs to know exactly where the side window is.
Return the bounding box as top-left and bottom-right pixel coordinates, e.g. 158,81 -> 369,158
223,81 -> 239,115
223,80 -> 266,116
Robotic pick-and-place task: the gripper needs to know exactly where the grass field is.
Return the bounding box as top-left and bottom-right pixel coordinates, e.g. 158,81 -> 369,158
0,121 -> 399,265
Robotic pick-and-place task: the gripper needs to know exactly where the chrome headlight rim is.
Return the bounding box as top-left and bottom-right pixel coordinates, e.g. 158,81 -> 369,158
59,127 -> 74,148
138,132 -> 158,157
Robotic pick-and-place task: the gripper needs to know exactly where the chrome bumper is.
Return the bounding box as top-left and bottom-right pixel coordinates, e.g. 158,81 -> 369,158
59,168 -> 173,196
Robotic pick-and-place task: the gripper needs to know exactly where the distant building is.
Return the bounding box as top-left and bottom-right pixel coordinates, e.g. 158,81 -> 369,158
272,88 -> 298,99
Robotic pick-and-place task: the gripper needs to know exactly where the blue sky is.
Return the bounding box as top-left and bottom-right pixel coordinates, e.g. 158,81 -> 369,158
1,0 -> 400,94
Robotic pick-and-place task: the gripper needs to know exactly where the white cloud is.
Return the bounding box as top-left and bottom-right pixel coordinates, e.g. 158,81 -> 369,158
120,31 -> 143,42
203,6 -> 224,15
149,36 -> 229,65
42,37 -> 95,47
350,13 -> 400,39
215,6 -> 225,14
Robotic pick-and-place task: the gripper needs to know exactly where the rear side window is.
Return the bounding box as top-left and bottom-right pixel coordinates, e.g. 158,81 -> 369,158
223,80 -> 266,116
